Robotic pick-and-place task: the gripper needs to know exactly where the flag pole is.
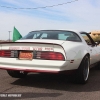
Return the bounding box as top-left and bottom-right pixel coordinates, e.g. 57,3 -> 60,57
8,31 -> 11,42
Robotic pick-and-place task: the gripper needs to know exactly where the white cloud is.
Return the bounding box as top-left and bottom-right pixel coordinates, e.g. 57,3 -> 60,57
0,0 -> 100,40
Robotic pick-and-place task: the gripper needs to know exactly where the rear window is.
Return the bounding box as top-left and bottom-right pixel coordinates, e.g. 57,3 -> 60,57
21,30 -> 81,42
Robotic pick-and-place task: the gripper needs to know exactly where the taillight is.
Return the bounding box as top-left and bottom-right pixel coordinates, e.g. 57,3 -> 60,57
36,51 -> 65,61
0,50 -> 18,58
0,50 -> 11,57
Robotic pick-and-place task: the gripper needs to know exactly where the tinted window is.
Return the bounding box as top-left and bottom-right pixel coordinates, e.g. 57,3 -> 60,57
22,30 -> 81,42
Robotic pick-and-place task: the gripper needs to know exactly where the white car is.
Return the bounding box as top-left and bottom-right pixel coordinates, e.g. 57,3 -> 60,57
0,30 -> 100,84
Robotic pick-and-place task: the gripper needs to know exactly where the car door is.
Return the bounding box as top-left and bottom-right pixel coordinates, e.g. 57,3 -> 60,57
88,45 -> 99,64
87,33 -> 100,62
81,33 -> 99,65
93,44 -> 100,62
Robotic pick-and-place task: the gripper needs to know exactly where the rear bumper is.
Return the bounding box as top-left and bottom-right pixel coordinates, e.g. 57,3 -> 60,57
0,66 -> 60,73
0,67 -> 77,75
0,58 -> 79,73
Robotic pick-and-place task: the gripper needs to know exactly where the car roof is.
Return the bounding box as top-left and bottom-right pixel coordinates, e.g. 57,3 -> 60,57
30,29 -> 88,34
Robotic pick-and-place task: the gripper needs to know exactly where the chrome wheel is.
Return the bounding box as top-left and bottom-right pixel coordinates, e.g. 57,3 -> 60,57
75,55 -> 90,84
83,57 -> 89,81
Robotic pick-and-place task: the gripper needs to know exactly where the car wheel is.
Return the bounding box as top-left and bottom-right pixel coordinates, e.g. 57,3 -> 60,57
75,55 -> 90,84
7,70 -> 28,78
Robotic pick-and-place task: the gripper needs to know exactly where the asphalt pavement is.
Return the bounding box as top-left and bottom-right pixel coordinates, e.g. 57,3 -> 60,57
0,68 -> 100,100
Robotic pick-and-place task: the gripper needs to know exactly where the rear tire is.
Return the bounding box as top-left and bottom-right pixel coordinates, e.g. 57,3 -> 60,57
7,70 -> 28,78
74,55 -> 90,84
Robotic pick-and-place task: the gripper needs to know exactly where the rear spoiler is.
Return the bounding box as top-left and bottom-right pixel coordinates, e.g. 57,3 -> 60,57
0,42 -> 65,52
0,42 -> 62,45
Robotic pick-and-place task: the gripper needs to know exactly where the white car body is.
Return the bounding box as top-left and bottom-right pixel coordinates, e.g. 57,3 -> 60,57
0,30 -> 100,83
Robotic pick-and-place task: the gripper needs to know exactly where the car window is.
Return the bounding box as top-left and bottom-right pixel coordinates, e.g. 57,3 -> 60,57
58,34 -> 68,40
22,30 -> 81,42
40,33 -> 47,39
33,33 -> 40,38
81,33 -> 92,45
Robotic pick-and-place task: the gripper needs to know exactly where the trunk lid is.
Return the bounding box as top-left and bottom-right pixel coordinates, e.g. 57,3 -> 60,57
0,39 -> 65,51
0,39 -> 66,60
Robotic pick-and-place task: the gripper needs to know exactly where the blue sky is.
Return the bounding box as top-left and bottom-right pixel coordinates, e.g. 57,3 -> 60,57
0,0 -> 100,40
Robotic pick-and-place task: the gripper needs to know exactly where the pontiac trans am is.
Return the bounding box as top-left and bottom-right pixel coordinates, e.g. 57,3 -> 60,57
0,30 -> 100,84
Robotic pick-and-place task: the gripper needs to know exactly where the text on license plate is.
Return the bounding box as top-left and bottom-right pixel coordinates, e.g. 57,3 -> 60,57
19,51 -> 33,60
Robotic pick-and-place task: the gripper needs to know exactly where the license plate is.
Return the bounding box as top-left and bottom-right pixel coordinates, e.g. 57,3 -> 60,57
19,51 -> 33,60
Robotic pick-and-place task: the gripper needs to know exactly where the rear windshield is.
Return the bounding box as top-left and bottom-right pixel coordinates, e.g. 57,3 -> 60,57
21,30 -> 81,42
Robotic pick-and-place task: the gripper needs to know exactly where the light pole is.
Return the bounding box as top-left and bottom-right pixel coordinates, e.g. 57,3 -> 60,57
8,31 -> 11,42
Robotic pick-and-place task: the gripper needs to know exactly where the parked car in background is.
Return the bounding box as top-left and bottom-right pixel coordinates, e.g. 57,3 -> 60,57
0,30 -> 100,84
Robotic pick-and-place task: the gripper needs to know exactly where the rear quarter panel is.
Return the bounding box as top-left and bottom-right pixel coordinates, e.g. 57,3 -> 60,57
62,41 -> 89,69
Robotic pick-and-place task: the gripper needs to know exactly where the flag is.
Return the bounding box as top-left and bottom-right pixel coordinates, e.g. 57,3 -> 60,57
13,27 -> 22,42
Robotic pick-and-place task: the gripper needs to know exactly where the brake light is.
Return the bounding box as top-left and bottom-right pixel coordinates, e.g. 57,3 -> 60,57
36,51 -> 65,60
0,50 -> 11,57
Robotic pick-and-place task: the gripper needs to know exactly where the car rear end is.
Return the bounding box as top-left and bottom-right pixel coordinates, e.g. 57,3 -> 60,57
0,41 -> 69,73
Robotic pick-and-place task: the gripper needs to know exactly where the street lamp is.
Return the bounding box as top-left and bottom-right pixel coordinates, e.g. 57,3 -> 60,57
8,31 -> 11,42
